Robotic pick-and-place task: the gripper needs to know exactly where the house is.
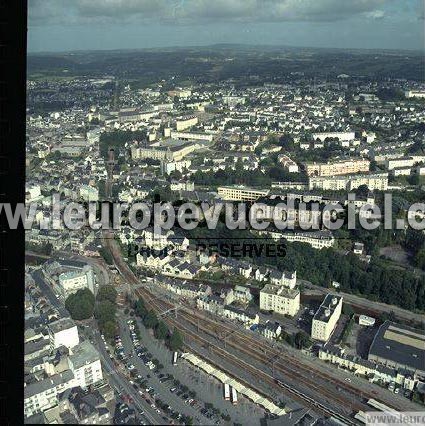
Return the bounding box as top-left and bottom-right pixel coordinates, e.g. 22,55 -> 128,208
165,280 -> 212,299
254,321 -> 282,340
136,251 -> 170,270
353,242 -> 364,255
233,285 -> 253,304
222,305 -> 259,326
196,295 -> 225,315
163,259 -> 203,280
269,270 -> 297,289
220,288 -> 235,305
238,262 -> 253,279
254,266 -> 269,282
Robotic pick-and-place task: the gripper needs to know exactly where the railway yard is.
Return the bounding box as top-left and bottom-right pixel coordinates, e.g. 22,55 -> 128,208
103,232 -> 422,424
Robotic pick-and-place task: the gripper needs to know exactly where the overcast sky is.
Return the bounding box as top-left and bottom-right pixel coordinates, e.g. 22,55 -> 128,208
28,0 -> 425,52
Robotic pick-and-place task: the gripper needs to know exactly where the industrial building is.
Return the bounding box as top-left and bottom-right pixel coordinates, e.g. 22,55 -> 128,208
368,321 -> 425,378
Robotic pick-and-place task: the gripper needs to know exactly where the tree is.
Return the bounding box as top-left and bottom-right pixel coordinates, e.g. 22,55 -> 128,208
168,327 -> 183,351
101,320 -> 117,338
97,285 -> 118,304
408,174 -> 420,186
65,288 -> 95,320
294,331 -> 312,349
342,304 -> 355,317
143,310 -> 158,329
134,298 -> 148,318
414,249 -> 425,270
355,184 -> 369,198
94,300 -> 116,325
99,247 -> 113,265
154,321 -> 169,340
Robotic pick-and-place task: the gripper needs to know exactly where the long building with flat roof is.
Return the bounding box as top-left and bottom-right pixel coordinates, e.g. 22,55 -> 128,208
368,321 -> 425,377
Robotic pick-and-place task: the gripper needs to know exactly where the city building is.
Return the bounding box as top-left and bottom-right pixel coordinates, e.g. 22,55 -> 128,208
368,321 -> 425,378
259,284 -> 300,317
79,185 -> 99,202
57,265 -> 95,299
175,115 -> 198,131
48,318 -> 80,350
319,344 -> 418,391
258,229 -> 335,249
217,185 -> 270,201
131,141 -> 200,162
405,90 -> 425,99
312,131 -> 356,142
68,341 -> 103,389
304,158 -> 370,177
24,371 -> 75,418
311,294 -> 343,342
309,173 -> 388,191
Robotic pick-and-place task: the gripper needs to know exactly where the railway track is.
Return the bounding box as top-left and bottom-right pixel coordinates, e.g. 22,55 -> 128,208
104,233 -> 397,423
134,286 -> 359,425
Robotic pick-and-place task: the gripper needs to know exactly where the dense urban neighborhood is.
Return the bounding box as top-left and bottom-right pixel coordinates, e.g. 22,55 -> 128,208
24,46 -> 425,425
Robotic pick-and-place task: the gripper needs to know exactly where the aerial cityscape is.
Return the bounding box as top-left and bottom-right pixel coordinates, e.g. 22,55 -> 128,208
24,1 -> 425,426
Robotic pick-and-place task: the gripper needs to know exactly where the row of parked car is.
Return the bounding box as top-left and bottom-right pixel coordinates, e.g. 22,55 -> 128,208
124,317 -> 221,425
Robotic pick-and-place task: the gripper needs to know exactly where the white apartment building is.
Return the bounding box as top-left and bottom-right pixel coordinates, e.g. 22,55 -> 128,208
24,370 -> 75,418
26,184 -> 42,202
311,294 -> 343,342
385,156 -> 425,171
312,131 -> 355,142
48,318 -> 80,350
405,90 -> 425,99
259,229 -> 335,249
168,88 -> 192,98
176,115 -> 198,131
131,142 -> 200,162
170,130 -> 213,142
304,158 -> 370,177
259,284 -> 300,317
217,186 -> 270,201
68,341 -> 103,389
309,173 -> 388,191
58,265 -> 95,299
161,159 -> 191,175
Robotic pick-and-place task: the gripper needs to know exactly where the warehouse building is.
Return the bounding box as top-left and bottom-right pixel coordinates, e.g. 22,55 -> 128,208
368,321 -> 425,378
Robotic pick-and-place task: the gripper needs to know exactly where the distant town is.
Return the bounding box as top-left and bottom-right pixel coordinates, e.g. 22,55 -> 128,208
24,47 -> 425,425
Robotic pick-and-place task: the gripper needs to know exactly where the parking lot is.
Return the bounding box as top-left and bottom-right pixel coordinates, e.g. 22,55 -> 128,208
118,312 -> 266,425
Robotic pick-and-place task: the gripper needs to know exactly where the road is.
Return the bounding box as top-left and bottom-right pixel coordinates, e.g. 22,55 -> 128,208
117,315 -> 210,425
31,269 -> 69,317
84,324 -> 165,425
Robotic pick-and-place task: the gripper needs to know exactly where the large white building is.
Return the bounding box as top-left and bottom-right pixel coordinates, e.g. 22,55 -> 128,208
176,115 -> 198,131
161,159 -> 192,175
217,185 -> 270,201
311,294 -> 343,342
24,370 -> 75,418
385,156 -> 425,171
259,284 -> 300,317
312,131 -> 355,142
405,90 -> 425,99
48,318 -> 80,350
68,341 -> 103,389
258,229 -> 335,249
58,265 -> 95,298
304,158 -> 370,177
309,173 -> 388,191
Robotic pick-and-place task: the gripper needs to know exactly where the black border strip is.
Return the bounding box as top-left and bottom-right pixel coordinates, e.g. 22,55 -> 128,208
0,1 -> 27,423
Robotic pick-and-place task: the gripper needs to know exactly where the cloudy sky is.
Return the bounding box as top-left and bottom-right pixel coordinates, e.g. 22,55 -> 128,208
28,0 -> 424,52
